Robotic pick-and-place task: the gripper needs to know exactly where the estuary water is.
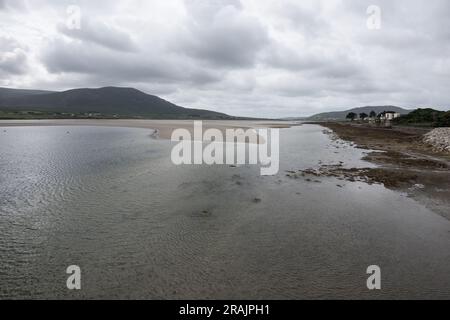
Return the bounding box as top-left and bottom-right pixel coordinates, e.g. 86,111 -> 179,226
0,124 -> 449,299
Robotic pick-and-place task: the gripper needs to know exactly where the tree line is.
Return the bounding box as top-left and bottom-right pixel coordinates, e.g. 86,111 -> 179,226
346,111 -> 377,121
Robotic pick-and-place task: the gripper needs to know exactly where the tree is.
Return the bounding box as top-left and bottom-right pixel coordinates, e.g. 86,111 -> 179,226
346,112 -> 357,121
360,113 -> 369,120
436,111 -> 450,127
370,111 -> 377,118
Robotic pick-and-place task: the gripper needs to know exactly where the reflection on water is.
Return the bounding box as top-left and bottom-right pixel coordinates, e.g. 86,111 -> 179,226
0,125 -> 449,299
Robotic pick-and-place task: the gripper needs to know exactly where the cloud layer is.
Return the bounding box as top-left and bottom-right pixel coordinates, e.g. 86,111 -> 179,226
0,0 -> 449,117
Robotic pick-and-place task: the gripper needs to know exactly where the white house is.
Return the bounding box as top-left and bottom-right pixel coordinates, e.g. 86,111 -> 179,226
379,111 -> 401,121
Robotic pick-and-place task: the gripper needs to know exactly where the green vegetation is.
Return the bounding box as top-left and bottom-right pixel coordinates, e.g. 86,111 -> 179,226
0,109 -> 237,120
393,108 -> 450,127
308,106 -> 410,121
0,87 -> 234,120
359,112 -> 368,120
0,109 -> 116,120
346,112 -> 357,121
436,111 -> 450,127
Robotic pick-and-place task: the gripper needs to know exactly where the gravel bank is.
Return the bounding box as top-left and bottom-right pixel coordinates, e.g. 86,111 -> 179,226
423,128 -> 450,152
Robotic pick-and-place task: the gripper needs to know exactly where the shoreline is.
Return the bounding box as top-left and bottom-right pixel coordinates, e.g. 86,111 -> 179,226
0,119 -> 294,141
317,122 -> 450,220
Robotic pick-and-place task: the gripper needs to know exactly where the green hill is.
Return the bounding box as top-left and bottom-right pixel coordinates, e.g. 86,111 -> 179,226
0,87 -> 232,119
394,108 -> 450,127
307,106 -> 411,121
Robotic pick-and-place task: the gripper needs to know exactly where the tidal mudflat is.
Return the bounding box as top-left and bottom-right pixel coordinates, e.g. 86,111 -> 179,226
0,119 -> 291,140
319,122 -> 450,220
0,123 -> 449,299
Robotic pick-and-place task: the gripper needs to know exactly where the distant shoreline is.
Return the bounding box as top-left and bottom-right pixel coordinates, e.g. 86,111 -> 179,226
0,119 -> 293,140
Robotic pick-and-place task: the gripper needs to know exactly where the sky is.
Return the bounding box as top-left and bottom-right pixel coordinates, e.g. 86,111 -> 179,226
0,0 -> 449,117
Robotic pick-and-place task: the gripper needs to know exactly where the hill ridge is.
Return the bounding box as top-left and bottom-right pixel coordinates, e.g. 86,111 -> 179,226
0,86 -> 231,119
307,106 -> 412,121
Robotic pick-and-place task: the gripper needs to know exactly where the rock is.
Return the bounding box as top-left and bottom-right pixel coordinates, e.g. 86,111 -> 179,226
423,128 -> 450,153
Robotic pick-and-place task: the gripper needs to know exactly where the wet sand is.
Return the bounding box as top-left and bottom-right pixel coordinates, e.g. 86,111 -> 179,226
318,122 -> 450,219
0,119 -> 293,141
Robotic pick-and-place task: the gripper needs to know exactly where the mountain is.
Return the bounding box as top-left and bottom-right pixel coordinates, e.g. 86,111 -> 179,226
0,88 -> 55,99
307,106 -> 412,121
0,86 -> 231,119
278,117 -> 308,121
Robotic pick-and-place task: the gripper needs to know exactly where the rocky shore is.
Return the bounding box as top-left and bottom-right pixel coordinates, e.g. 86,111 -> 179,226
317,122 -> 450,219
423,128 -> 450,152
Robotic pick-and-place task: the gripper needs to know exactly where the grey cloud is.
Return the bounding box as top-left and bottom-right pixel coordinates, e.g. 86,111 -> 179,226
0,36 -> 29,75
2,0 -> 450,117
179,3 -> 269,67
263,43 -> 366,97
184,0 -> 243,21
314,57 -> 363,79
0,48 -> 28,75
272,2 -> 330,38
57,19 -> 137,52
265,44 -> 363,79
265,44 -> 324,71
0,0 -> 28,11
42,38 -> 221,85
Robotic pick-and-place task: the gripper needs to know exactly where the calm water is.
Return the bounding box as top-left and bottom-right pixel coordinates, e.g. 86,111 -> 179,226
0,125 -> 449,299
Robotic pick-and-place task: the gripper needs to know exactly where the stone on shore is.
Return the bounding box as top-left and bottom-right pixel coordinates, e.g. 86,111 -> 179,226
423,128 -> 450,152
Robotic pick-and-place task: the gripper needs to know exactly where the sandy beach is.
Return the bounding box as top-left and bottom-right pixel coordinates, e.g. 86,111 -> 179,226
0,119 -> 293,141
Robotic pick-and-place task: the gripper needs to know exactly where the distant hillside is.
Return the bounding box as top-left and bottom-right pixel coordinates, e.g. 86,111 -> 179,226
0,88 -> 55,100
0,86 -> 231,119
307,106 -> 412,121
394,108 -> 450,127
278,117 -> 308,121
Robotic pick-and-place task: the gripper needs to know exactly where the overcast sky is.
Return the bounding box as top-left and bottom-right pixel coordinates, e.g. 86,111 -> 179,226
0,0 -> 449,117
